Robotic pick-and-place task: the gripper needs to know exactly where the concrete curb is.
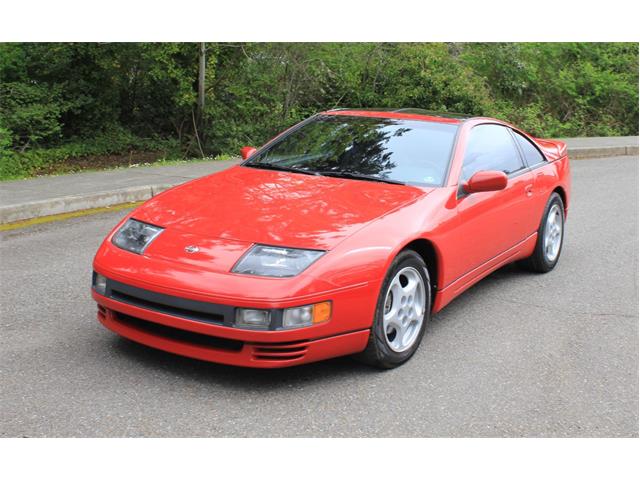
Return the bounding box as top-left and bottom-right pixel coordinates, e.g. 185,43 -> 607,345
568,145 -> 639,159
0,184 -> 174,224
0,145 -> 637,225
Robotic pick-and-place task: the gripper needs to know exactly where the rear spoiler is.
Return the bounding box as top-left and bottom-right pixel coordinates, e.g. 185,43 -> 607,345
533,138 -> 568,162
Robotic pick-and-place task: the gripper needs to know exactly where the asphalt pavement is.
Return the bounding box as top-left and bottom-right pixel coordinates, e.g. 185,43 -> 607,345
0,156 -> 637,437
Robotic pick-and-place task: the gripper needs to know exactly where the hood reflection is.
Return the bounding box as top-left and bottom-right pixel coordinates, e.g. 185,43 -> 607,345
134,166 -> 428,250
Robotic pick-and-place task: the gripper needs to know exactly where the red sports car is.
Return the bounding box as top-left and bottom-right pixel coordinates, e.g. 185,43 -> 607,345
92,109 -> 571,369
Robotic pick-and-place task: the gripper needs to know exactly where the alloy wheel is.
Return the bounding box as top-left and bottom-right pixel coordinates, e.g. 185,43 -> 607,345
544,203 -> 563,263
382,266 -> 426,352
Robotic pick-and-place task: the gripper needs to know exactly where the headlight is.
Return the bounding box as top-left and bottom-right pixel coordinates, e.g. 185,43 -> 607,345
112,219 -> 164,254
232,245 -> 324,277
283,301 -> 331,329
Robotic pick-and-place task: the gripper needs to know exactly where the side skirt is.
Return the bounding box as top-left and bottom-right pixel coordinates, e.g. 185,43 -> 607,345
432,233 -> 538,312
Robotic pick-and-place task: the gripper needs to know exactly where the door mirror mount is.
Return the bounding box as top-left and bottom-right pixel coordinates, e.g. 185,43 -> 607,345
240,146 -> 257,160
463,170 -> 508,194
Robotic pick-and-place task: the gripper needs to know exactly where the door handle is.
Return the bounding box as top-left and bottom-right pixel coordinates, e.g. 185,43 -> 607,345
525,184 -> 534,197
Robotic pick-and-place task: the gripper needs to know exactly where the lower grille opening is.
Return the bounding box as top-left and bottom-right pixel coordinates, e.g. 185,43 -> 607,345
113,311 -> 243,352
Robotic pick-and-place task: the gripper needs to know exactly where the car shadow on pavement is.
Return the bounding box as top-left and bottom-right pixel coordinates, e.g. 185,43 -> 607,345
109,263 -> 534,389
111,336 -> 381,390
426,262 -> 535,324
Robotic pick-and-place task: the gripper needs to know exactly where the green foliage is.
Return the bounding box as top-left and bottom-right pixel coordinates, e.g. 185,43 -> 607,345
0,127 -> 180,180
0,124 -> 15,178
0,82 -> 65,146
462,42 -> 639,136
205,42 -> 637,149
0,42 -> 637,180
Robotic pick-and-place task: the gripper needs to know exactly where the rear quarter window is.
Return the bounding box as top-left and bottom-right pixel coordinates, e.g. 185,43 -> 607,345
512,131 -> 546,167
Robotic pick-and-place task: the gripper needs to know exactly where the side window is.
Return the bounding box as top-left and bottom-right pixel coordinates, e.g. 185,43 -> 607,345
512,130 -> 546,167
461,124 -> 525,181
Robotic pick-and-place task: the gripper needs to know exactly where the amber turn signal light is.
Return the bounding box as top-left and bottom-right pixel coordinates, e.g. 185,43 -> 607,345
282,301 -> 332,329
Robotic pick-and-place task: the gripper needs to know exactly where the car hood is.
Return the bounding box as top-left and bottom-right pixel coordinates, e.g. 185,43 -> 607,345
133,165 -> 429,251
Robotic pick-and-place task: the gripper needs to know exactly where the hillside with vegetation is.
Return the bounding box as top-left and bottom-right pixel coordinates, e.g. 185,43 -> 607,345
0,42 -> 637,180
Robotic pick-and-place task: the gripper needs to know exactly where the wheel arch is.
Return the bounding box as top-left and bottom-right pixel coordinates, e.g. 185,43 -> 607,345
399,238 -> 441,308
552,185 -> 568,216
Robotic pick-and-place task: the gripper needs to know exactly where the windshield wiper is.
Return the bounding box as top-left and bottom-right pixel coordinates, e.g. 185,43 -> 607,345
244,163 -> 319,176
317,171 -> 406,185
245,163 -> 406,185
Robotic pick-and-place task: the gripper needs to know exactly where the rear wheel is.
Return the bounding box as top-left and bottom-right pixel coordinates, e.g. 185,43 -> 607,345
355,250 -> 430,369
518,192 -> 565,273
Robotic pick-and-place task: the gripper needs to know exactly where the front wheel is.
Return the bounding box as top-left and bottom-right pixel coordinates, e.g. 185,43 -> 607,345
518,192 -> 565,273
354,250 -> 431,369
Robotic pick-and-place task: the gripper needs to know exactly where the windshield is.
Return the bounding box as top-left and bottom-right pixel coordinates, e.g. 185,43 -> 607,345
244,115 -> 459,186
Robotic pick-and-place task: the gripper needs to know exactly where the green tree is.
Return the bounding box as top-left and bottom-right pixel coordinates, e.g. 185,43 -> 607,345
0,42 -> 637,180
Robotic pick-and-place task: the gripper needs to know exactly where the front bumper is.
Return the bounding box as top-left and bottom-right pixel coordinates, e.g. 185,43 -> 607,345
92,279 -> 371,368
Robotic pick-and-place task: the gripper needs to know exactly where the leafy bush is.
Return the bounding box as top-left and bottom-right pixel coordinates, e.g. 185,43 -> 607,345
0,127 -> 180,180
463,42 -> 639,137
0,125 -> 20,179
0,82 -> 66,147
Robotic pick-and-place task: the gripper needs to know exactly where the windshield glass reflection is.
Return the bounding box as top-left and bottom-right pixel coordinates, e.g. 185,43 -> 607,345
246,115 -> 458,187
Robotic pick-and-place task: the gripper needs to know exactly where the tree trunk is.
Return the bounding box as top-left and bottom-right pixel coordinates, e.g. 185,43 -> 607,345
197,42 -> 206,127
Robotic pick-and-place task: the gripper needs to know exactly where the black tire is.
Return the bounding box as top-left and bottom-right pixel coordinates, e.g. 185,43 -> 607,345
354,250 -> 431,369
518,192 -> 565,273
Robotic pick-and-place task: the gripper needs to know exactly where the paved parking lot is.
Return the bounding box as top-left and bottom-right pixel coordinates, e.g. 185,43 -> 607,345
1,156 -> 637,437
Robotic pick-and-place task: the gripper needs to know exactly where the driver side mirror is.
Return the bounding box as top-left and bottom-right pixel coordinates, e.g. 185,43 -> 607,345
463,170 -> 508,194
240,146 -> 257,160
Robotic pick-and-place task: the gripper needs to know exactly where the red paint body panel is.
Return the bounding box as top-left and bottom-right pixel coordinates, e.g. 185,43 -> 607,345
534,137 -> 568,162
133,166 -> 427,251
96,294 -> 370,368
92,110 -> 571,368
